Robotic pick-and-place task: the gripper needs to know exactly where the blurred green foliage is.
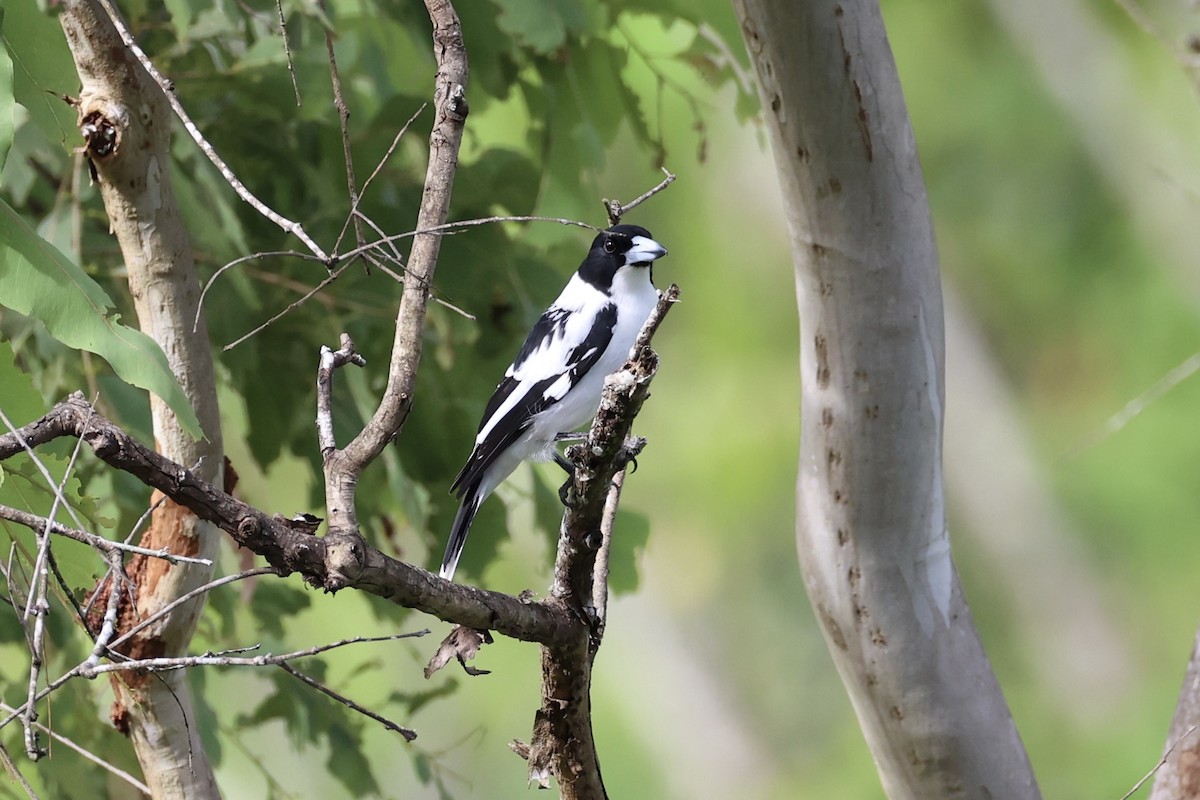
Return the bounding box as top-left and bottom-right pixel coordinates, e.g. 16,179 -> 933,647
2,0 -> 1200,797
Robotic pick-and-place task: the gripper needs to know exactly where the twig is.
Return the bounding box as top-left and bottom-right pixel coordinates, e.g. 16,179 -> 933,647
195,249 -> 319,333
83,561 -> 124,671
352,103 -> 428,225
207,213 -> 587,348
15,414 -> 90,761
317,0 -> 366,256
0,504 -> 214,567
278,662 -> 418,741
275,0 -> 301,106
602,168 -> 676,226
0,701 -> 149,795
0,631 -> 429,735
1065,350 -> 1200,460
121,490 -> 169,546
110,567 -> 279,651
91,0 -> 330,262
317,334 -> 368,454
1119,723 -> 1200,800
591,465 -> 627,638
82,631 -> 431,676
0,741 -> 39,800
335,214 -> 597,268
223,262 -> 352,350
0,405 -> 91,535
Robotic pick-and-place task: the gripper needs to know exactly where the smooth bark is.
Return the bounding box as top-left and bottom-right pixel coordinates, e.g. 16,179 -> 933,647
731,1 -> 1041,797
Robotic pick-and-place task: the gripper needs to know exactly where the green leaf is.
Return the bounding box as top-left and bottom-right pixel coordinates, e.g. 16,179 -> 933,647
249,579 -> 312,639
0,15 -> 14,174
0,338 -> 112,590
1,1 -> 79,148
0,335 -> 48,426
0,198 -> 203,438
492,0 -> 590,54
327,723 -> 380,797
607,509 -> 649,595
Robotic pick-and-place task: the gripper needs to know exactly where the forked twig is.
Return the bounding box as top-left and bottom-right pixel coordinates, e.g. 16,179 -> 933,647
603,168 -> 676,226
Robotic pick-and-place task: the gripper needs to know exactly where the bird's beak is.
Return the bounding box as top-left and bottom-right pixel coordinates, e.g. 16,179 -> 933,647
627,235 -> 668,266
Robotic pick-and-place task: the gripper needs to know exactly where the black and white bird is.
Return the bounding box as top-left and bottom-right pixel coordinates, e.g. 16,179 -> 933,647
440,224 -> 668,581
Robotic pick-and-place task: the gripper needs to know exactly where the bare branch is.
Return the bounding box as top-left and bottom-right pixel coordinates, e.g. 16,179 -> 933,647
317,334 -> 368,453
279,662 -> 418,741
81,631 -> 431,677
0,504 -> 214,567
196,249 -> 320,333
331,0 -> 471,534
223,263 -> 352,350
0,741 -> 39,800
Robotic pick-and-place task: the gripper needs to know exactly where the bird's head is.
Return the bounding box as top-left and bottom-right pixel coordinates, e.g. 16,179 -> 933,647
580,224 -> 668,290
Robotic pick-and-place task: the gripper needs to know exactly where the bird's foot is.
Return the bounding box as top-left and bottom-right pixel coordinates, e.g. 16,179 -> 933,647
618,436 -> 647,473
554,448 -> 582,507
558,475 -> 579,508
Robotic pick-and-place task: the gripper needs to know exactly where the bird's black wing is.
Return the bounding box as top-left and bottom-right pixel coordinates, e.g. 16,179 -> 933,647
450,303 -> 618,497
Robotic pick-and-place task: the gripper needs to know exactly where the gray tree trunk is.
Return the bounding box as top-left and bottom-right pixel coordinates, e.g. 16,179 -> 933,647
730,1 -> 1041,797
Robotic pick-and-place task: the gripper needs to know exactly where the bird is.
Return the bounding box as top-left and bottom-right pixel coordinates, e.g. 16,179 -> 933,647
440,224 -> 669,581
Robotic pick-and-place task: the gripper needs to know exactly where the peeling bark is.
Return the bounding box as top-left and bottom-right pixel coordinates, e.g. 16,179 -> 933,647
731,1 -> 1041,797
60,2 -> 223,797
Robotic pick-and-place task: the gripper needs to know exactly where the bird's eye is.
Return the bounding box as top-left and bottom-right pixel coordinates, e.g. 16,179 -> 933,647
603,238 -> 616,254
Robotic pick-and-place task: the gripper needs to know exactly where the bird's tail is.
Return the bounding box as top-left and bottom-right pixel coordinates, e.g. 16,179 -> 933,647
440,489 -> 482,581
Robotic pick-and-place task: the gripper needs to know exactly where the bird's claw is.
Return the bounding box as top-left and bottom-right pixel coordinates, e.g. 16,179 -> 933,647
558,477 -> 579,508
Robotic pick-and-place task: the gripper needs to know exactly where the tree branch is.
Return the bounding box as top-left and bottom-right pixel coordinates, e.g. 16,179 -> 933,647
331,0 -> 470,516
0,394 -> 576,646
529,285 -> 680,800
